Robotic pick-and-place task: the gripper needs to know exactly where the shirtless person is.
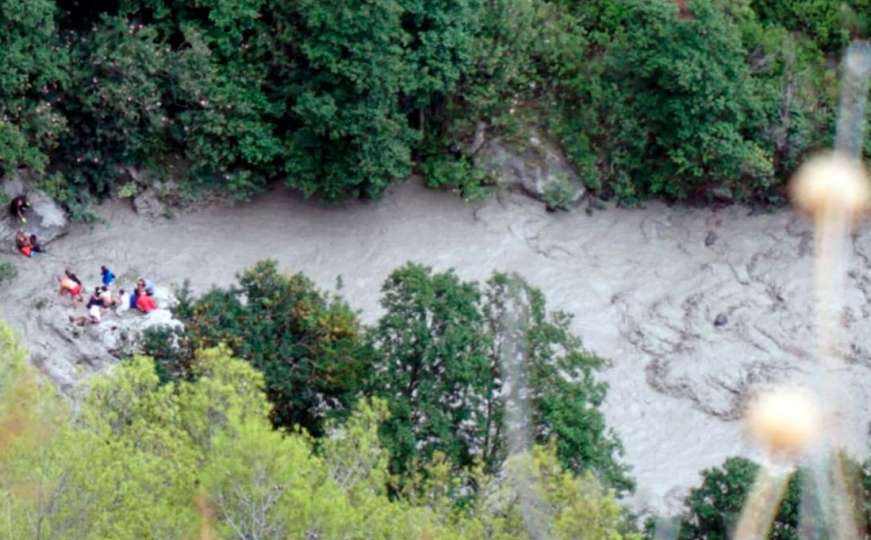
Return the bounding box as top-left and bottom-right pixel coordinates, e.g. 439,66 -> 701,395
59,271 -> 83,303
98,285 -> 117,307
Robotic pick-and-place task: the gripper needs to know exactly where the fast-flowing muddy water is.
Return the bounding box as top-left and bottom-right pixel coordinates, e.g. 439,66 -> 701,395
3,179 -> 871,516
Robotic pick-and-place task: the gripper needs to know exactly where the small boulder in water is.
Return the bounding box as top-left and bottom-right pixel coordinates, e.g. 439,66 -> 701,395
705,231 -> 718,247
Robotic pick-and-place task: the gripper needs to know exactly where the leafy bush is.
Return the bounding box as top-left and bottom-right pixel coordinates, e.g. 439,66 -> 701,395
0,261 -> 17,286
422,154 -> 493,202
542,176 -> 576,210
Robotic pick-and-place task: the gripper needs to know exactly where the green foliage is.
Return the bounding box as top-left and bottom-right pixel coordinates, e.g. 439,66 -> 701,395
0,0 -> 857,209
369,264 -> 631,491
0,261 -> 17,286
422,154 -> 493,202
139,324 -> 193,383
279,0 -> 418,200
556,0 -> 773,201
677,457 -> 788,539
0,0 -> 67,175
483,445 -> 642,540
368,263 -> 492,480
750,0 -> 869,51
145,261 -> 629,496
0,322 -> 638,539
542,176 -> 576,210
111,0 -> 283,198
53,15 -> 172,197
675,455 -> 871,539
144,260 -> 370,436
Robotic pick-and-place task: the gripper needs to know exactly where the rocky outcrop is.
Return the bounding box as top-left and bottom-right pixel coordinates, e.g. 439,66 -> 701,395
28,287 -> 181,391
0,171 -> 70,252
118,167 -> 173,220
132,188 -> 167,220
474,130 -> 586,208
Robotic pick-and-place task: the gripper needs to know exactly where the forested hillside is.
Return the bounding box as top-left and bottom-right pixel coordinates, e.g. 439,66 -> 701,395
0,323 -> 642,539
2,1 -> 871,536
1,0 -> 868,213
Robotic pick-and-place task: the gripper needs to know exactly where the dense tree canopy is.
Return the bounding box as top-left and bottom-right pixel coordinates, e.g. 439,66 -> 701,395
0,321 -> 640,539
0,0 -> 866,208
0,0 -> 67,175
369,264 -> 631,491
143,261 -> 631,493
144,260 -> 370,436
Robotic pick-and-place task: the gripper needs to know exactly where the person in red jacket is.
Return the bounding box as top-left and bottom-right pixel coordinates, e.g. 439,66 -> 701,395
135,286 -> 158,313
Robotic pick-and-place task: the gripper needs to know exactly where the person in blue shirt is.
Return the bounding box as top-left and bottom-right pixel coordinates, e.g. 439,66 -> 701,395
101,265 -> 115,287
129,286 -> 140,310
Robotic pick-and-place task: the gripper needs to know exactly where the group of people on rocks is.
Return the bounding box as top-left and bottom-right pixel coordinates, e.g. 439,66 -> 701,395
9,194 -> 44,258
8,192 -> 159,325
60,266 -> 160,326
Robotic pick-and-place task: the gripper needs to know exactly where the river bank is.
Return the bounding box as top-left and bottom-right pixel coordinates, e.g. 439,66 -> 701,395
2,178 -> 869,516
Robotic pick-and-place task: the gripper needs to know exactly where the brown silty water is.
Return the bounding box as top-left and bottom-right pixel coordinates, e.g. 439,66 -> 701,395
4,178 -> 871,516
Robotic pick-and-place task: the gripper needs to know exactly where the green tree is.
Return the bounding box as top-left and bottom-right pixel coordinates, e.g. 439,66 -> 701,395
126,0 -> 284,198
0,0 -> 67,175
277,0 -> 418,200
368,263 -> 492,480
146,260 -> 371,436
481,445 -> 640,540
563,0 -> 773,201
369,264 -> 630,491
1,322 -> 641,539
484,272 -> 630,491
52,14 -> 173,202
406,444 -> 641,540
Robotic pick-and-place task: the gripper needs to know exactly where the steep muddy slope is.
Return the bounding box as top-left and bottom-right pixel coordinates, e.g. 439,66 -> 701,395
1,179 -> 869,515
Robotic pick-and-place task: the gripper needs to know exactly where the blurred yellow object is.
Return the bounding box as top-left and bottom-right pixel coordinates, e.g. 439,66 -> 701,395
746,386 -> 822,460
790,152 -> 871,220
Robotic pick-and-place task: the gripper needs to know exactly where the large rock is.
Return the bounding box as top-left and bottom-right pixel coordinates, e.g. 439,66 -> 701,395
28,286 -> 182,391
1,171 -> 70,252
120,166 -> 180,220
132,188 -> 167,220
475,130 -> 586,208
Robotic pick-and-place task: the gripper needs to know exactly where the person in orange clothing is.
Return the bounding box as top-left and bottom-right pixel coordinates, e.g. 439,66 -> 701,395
135,286 -> 157,313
